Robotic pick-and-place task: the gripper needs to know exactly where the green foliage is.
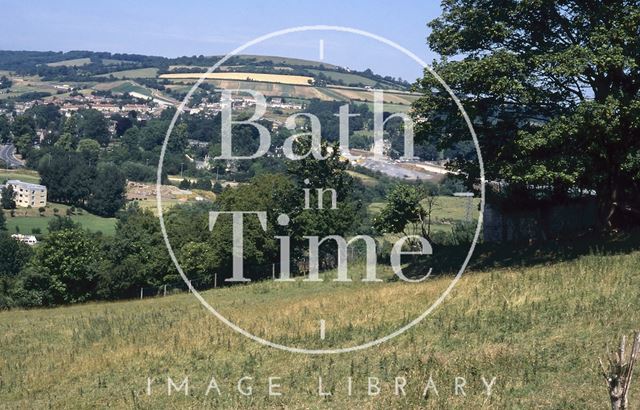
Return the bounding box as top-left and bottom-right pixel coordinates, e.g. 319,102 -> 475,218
54,133 -> 77,151
432,221 -> 476,246
22,228 -> 104,305
38,149 -> 126,217
86,162 -> 126,217
98,204 -> 172,299
286,137 -> 363,258
10,115 -> 36,141
178,178 -> 191,190
374,183 -> 437,242
0,75 -> 11,89
415,0 -> 640,228
0,115 -> 11,143
0,185 -> 16,210
77,138 -> 101,155
47,215 -> 81,233
207,173 -> 297,279
77,109 -> 110,146
0,234 -> 29,275
25,103 -> 61,130
192,178 -> 211,190
120,161 -> 157,183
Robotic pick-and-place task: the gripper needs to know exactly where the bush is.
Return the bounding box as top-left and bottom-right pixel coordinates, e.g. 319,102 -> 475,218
192,178 -> 212,190
452,221 -> 477,244
432,221 -> 478,246
121,161 -> 158,183
178,179 -> 191,190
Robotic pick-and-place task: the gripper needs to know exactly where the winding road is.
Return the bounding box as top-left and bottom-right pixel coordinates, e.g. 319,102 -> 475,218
0,144 -> 24,168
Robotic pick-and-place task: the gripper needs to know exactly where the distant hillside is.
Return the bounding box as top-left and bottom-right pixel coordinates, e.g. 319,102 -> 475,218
0,50 -> 418,109
0,50 -> 411,90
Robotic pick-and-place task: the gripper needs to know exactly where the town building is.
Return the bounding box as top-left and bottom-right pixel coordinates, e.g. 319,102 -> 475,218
1,180 -> 47,208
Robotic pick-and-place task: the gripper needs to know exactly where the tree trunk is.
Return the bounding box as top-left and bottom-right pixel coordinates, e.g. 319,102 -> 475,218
606,184 -> 619,229
598,173 -> 621,230
600,332 -> 640,410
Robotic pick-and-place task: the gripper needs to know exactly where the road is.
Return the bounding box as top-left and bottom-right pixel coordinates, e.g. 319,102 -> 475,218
0,144 -> 24,168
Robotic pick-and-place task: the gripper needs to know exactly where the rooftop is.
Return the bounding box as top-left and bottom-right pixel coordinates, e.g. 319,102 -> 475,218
6,180 -> 47,191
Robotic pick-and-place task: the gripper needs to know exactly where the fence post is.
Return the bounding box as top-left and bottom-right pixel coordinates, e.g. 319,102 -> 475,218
140,287 -> 143,300
163,284 -> 167,297
272,263 -> 275,280
214,273 -> 217,289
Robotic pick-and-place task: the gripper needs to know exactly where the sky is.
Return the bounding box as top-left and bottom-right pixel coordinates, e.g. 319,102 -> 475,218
0,0 -> 443,82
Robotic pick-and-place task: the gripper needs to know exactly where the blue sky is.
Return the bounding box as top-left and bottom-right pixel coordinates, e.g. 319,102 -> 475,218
0,0 -> 442,82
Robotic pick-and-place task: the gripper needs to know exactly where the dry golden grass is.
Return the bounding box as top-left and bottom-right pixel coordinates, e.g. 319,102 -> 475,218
166,78 -> 334,100
1,251 -> 639,408
159,72 -> 315,86
328,87 -> 421,105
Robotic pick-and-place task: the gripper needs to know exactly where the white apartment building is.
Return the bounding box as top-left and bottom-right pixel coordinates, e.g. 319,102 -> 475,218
1,180 -> 47,208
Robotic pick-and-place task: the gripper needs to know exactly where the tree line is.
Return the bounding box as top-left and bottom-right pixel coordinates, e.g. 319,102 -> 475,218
0,138 -> 372,308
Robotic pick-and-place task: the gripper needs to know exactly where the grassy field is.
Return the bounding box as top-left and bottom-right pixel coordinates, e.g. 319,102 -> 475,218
160,72 -> 315,86
3,203 -> 116,236
239,55 -> 340,69
0,171 -> 116,235
101,59 -> 128,66
0,244 -> 637,408
364,101 -> 411,113
97,67 -> 159,79
369,195 -> 481,234
306,69 -> 378,87
0,77 -> 56,100
109,81 -> 152,96
0,169 -> 40,184
179,78 -> 333,100
46,58 -> 91,67
165,78 -> 421,106
346,170 -> 378,186
329,87 -> 421,105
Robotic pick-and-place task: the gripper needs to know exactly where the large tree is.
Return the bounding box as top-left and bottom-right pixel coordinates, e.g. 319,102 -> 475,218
22,228 -> 104,305
99,205 -> 172,299
415,0 -> 640,228
1,185 -> 16,210
77,109 -> 110,146
86,162 -> 126,217
374,184 -> 438,245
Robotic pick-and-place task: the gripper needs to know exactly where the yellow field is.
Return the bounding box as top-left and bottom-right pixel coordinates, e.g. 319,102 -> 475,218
329,87 -> 421,105
168,65 -> 294,72
164,78 -> 421,105
159,72 -> 315,86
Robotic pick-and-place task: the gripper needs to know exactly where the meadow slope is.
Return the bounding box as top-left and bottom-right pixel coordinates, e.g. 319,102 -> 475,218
0,249 -> 639,409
